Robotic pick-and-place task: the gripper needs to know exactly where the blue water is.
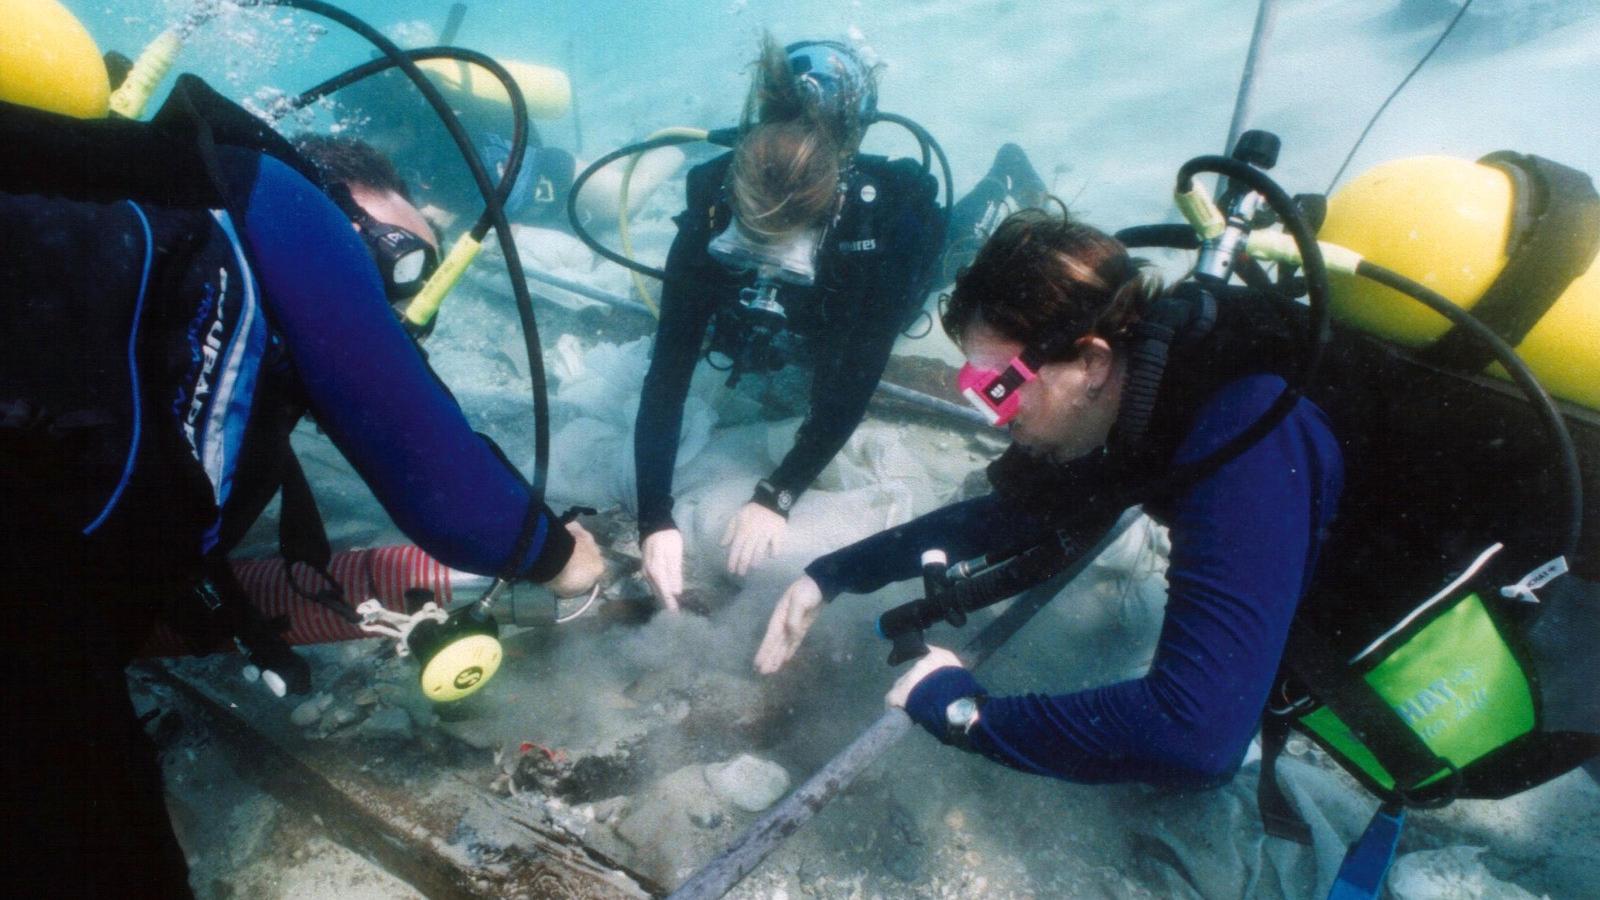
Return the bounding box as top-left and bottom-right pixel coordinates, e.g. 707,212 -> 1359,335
62,2 -> 1600,897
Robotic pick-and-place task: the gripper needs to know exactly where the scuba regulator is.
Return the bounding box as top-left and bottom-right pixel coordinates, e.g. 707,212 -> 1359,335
703,219 -> 825,386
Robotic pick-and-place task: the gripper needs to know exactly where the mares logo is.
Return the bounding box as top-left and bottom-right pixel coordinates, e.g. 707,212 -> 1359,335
178,267 -> 229,455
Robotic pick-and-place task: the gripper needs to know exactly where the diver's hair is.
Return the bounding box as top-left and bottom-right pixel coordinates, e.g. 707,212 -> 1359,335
728,119 -> 841,236
740,31 -> 875,152
292,134 -> 413,202
942,207 -> 1161,358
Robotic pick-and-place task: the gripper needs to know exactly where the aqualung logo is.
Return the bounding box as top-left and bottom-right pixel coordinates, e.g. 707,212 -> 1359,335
454,667 -> 484,690
173,269 -> 230,459
1394,666 -> 1490,742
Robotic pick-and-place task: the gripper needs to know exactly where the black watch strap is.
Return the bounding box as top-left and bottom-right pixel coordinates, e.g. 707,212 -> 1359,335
751,479 -> 798,518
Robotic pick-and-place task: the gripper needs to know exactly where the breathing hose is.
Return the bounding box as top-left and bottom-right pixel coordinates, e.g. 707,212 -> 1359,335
1353,261 -> 1583,557
566,112 -> 954,296
284,45 -> 531,333
264,0 -> 550,584
617,126 -> 713,313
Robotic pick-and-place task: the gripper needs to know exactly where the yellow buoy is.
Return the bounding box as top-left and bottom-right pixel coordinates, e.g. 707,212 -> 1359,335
0,0 -> 110,119
1322,155 -> 1600,411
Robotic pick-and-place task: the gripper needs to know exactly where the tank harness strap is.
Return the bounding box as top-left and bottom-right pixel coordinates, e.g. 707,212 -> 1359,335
1327,803 -> 1406,900
1108,285 -> 1218,458
1256,713 -> 1314,845
1281,625 -> 1456,799
1417,153 -> 1600,374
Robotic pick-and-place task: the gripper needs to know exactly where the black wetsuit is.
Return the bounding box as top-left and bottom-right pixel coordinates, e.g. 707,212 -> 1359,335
634,152 -> 943,534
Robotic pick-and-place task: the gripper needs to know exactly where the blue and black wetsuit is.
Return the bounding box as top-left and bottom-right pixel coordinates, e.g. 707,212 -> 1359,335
0,148 -> 568,898
811,375 -> 1345,786
634,152 -> 943,535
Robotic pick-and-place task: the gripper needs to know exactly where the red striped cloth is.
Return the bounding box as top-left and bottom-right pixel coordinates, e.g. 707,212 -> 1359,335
140,546 -> 452,656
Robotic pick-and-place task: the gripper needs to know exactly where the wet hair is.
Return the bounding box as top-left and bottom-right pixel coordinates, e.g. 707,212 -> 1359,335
740,32 -> 876,149
728,119 -> 841,236
941,208 -> 1161,359
725,32 -> 877,236
292,134 -> 413,202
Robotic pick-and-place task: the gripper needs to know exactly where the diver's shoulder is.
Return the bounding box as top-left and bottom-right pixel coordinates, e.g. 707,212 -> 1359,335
685,152 -> 735,202
855,154 -> 937,205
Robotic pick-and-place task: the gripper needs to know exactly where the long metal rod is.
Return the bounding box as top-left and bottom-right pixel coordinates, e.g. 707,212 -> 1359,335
668,513 -> 1141,900
522,270 -> 986,430
1224,0 -> 1278,155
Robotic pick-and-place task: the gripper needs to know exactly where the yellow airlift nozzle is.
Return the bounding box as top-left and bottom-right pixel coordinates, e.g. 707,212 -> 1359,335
357,592 -> 504,703
0,0 -> 111,119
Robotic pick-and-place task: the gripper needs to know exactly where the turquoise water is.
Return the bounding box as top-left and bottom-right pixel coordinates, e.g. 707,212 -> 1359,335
60,1 -> 1600,897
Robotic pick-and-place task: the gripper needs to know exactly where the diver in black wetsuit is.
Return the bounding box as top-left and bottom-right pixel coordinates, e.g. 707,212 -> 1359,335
0,46 -> 602,896
632,35 -> 948,609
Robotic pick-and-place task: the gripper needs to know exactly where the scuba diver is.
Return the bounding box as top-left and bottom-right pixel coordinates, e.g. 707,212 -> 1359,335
634,34 -> 948,609
0,4 -> 602,894
754,150 -> 1600,895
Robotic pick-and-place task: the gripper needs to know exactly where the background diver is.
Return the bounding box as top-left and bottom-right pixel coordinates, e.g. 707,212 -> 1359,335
634,34 -> 1047,612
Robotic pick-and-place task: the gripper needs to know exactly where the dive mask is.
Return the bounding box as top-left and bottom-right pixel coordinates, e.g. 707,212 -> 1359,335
958,350 -> 1043,427
708,219 -> 823,286
353,210 -> 440,301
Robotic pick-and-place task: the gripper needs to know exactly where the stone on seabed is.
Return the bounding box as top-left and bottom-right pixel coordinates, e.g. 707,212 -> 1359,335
704,754 -> 791,813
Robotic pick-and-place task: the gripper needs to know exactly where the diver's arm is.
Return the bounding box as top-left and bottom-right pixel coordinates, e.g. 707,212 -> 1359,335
804,492 -> 1053,597
634,209 -> 723,538
903,377 -> 1344,787
233,153 -> 572,579
762,163 -> 943,511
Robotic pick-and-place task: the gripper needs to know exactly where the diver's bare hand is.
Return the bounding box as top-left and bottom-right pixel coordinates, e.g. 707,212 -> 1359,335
754,575 -> 824,674
641,528 -> 684,612
886,646 -> 964,709
722,502 -> 787,577
547,521 -> 604,598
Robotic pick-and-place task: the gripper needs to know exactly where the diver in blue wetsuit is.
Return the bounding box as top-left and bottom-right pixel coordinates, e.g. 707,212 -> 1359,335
754,210 -> 1343,784
756,201 -> 1600,814
1,120 -> 601,900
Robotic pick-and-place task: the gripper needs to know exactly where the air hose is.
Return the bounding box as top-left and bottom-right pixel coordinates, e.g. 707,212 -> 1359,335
618,127 -> 712,313
284,45 -> 531,335
259,2 -> 548,592
566,112 -> 955,299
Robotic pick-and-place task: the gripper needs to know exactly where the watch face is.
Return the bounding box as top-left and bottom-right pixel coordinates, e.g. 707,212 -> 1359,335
946,697 -> 979,728
777,489 -> 794,511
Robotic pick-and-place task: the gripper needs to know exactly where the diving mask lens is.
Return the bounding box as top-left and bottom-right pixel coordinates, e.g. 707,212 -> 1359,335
359,218 -> 440,301
707,220 -> 822,286
958,355 -> 1038,427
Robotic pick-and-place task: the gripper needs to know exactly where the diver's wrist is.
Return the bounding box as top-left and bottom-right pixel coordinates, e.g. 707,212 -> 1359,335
751,479 -> 798,518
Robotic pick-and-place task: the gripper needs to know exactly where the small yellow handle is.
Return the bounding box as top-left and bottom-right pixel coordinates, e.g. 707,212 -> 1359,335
1174,179 -> 1226,241
1245,231 -> 1364,276
108,28 -> 183,119
404,234 -> 483,330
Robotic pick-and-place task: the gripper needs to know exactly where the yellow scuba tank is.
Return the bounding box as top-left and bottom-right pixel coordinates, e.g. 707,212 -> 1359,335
416,57 -> 571,120
0,0 -> 110,119
1320,154 -> 1600,410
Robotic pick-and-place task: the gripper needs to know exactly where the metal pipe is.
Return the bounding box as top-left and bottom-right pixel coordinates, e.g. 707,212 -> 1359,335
1224,0 -> 1279,156
521,271 -> 985,430
668,513 -> 1141,900
872,380 -> 990,429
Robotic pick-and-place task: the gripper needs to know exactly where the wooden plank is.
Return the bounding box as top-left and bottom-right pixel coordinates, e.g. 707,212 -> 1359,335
144,663 -> 662,899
